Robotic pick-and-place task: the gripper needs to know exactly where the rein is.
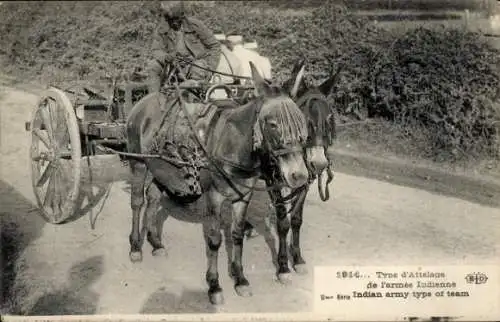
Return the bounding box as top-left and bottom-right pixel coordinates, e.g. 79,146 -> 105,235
175,56 -> 253,81
103,59 -> 308,203
172,57 -> 308,200
97,89 -> 302,201
317,161 -> 334,201
295,91 -> 336,202
95,145 -> 202,168
172,84 -> 302,201
173,84 -> 254,200
168,59 -> 336,203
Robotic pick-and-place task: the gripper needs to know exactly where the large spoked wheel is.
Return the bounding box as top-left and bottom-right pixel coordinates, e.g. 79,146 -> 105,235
29,87 -> 82,224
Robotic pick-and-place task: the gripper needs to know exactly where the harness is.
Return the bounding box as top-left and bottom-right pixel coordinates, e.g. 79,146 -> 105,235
176,56 -> 253,82
181,87 -> 309,202
294,91 -> 336,203
102,59 -> 307,203
102,58 -> 337,207
170,59 -> 312,203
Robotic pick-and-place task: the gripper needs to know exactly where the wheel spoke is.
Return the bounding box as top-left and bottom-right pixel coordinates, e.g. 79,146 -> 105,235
58,150 -> 73,159
32,152 -> 51,162
54,101 -> 70,149
52,160 -> 76,220
36,161 -> 56,188
57,160 -> 73,195
49,98 -> 65,149
30,88 -> 82,223
58,130 -> 70,150
59,159 -> 72,180
33,128 -> 51,148
43,170 -> 56,211
52,168 -> 64,217
40,100 -> 56,145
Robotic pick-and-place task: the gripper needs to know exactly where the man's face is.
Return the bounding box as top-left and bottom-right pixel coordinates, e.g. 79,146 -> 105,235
166,16 -> 183,31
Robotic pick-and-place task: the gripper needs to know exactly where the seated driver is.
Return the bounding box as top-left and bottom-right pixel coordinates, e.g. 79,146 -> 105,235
147,1 -> 222,92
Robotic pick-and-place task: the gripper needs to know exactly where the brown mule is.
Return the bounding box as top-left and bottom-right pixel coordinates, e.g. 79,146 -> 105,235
246,58 -> 341,283
124,62 -> 310,305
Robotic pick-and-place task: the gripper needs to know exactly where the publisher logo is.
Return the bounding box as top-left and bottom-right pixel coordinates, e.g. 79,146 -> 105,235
465,272 -> 488,285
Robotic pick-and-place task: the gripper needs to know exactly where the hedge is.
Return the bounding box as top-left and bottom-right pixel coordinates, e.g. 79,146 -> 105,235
0,0 -> 499,161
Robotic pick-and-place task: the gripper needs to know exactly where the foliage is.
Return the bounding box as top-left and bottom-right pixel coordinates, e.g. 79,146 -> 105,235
0,0 -> 499,161
337,0 -> 487,11
372,27 -> 500,159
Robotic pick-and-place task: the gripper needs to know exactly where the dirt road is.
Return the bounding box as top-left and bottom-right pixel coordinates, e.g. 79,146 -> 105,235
1,86 -> 499,315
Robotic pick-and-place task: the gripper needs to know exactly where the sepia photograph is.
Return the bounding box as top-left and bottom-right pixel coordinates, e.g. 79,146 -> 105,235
0,0 -> 499,320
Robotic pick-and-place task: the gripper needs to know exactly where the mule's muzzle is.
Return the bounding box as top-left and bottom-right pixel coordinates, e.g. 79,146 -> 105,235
289,170 -> 308,188
277,151 -> 309,189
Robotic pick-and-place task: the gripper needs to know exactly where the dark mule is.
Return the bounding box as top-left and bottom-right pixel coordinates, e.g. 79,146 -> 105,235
262,58 -> 340,282
125,62 -> 310,305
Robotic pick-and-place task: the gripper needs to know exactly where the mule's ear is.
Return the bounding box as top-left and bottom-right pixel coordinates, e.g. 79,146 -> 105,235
289,59 -> 306,98
290,57 -> 306,78
318,64 -> 342,96
250,61 -> 271,96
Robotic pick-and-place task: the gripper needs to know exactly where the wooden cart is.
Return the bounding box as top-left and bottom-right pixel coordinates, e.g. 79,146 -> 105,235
25,78 -> 255,224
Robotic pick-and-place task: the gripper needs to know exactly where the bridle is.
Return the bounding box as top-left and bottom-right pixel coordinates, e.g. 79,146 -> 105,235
293,90 -> 336,202
255,118 -> 306,200
169,57 -> 334,203
163,59 -> 310,203
175,86 -> 308,202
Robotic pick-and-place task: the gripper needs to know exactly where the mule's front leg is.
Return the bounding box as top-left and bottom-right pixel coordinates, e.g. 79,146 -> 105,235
129,160 -> 147,263
272,190 -> 292,283
203,188 -> 225,305
290,187 -> 308,275
230,195 -> 253,298
144,181 -> 166,257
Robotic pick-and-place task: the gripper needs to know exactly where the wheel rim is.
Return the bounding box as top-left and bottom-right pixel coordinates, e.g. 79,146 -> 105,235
30,88 -> 81,224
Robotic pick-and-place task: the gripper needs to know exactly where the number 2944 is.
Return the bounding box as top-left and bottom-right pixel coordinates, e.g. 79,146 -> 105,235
336,271 -> 362,279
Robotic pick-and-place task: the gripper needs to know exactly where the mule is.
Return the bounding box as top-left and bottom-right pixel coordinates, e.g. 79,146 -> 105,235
125,62 -> 310,305
263,58 -> 340,281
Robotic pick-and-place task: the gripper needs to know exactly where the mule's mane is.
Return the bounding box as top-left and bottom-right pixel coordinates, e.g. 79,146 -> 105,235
254,96 -> 308,149
277,97 -> 308,147
297,87 -> 336,146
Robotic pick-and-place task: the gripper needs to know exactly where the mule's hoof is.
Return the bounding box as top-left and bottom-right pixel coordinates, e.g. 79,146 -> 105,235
293,264 -> 308,275
277,272 -> 292,284
209,291 -> 224,305
129,251 -> 143,263
235,284 -> 253,297
245,229 -> 260,239
152,247 -> 167,257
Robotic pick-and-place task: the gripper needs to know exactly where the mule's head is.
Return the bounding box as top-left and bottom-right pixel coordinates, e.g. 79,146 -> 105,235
249,62 -> 309,189
283,58 -> 340,176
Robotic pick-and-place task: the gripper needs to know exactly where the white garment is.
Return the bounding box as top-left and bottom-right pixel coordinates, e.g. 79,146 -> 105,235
231,44 -> 272,80
207,44 -> 244,100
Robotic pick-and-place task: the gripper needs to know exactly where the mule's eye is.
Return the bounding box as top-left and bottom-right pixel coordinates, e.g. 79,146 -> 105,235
268,121 -> 278,129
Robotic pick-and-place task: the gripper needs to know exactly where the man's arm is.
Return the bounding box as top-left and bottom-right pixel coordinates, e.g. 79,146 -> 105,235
151,26 -> 174,66
188,18 -> 221,70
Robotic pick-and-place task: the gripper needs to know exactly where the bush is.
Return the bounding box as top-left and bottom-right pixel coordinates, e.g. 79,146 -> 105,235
339,0 -> 487,11
0,0 -> 499,161
371,27 -> 500,159
0,1 -> 159,82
